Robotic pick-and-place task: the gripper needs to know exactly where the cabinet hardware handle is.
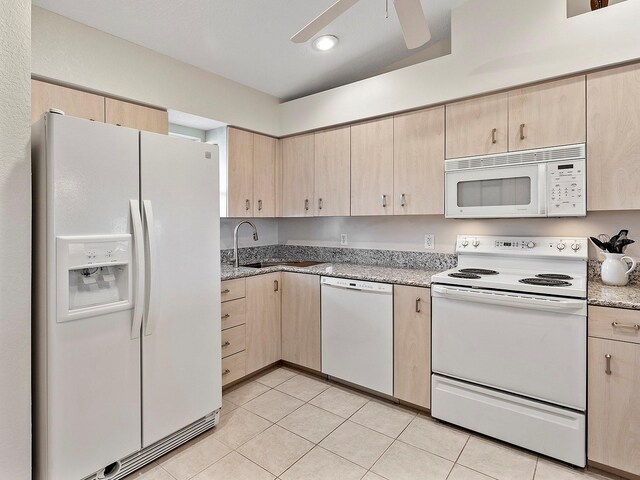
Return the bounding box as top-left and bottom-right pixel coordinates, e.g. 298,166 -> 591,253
491,128 -> 497,144
318,198 -> 323,210
222,314 -> 230,319
400,193 -> 406,207
304,199 -> 309,211
222,369 -> 231,376
274,280 -> 279,292
519,123 -> 526,140
116,123 -> 122,127
382,194 -> 387,208
258,199 -> 263,211
222,341 -> 230,347
245,199 -> 250,211
605,354 -> 612,375
611,321 -> 640,330
415,297 -> 421,313
221,289 -> 230,294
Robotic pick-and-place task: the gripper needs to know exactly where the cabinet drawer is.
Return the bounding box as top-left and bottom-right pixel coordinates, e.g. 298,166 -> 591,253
588,306 -> 640,344
221,325 -> 246,358
222,351 -> 246,386
221,278 -> 246,302
221,298 -> 246,330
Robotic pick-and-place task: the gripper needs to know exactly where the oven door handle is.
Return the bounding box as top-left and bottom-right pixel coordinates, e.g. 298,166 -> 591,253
431,285 -> 585,313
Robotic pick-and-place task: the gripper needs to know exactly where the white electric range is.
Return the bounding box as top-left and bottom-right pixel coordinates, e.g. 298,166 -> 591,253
430,235 -> 588,467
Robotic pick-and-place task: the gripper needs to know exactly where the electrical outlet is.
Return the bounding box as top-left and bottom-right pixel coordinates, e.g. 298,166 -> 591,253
424,234 -> 435,250
340,233 -> 348,246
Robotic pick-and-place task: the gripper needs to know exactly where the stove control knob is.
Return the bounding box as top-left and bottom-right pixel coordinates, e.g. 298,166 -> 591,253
526,241 -> 536,249
571,242 -> 581,251
556,242 -> 566,251
472,239 -> 480,248
461,239 -> 469,247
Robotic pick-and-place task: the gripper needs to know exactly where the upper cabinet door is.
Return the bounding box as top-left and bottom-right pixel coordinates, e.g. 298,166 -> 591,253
351,118 -> 394,216
587,64 -> 640,211
32,79 -> 105,124
394,107 -> 445,215
227,127 -> 255,217
105,98 -> 168,134
314,127 -> 351,217
253,133 -> 277,217
445,92 -> 508,159
508,76 -> 585,151
281,133 -> 315,217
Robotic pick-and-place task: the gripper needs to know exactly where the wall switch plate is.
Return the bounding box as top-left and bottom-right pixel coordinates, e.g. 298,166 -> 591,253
340,234 -> 348,246
424,234 -> 435,250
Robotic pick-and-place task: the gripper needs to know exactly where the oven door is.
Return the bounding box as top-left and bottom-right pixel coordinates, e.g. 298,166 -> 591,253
431,285 -> 586,410
445,163 -> 547,218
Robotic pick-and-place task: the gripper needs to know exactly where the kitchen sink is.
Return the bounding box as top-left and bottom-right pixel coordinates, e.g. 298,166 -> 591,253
241,260 -> 325,269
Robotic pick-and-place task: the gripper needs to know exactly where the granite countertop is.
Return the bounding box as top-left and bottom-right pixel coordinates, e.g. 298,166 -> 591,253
587,279 -> 640,311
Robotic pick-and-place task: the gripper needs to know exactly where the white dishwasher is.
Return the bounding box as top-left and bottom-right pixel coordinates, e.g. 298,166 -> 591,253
321,277 -> 393,395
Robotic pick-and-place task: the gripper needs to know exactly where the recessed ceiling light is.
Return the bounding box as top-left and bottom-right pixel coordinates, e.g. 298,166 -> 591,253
312,35 -> 339,51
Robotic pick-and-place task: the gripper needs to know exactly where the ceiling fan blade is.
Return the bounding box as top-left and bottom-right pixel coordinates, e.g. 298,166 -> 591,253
393,0 -> 431,49
290,0 -> 361,43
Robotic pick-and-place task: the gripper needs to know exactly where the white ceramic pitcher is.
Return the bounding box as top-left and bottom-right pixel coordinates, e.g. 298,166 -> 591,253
600,252 -> 637,286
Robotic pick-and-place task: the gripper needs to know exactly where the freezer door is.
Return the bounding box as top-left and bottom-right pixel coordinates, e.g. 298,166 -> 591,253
37,115 -> 142,479
140,132 -> 221,447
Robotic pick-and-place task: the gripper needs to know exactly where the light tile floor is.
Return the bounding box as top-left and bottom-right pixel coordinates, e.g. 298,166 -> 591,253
125,367 -> 622,480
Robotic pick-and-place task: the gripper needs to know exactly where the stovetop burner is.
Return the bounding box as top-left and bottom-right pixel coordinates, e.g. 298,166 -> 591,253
535,273 -> 574,280
459,268 -> 499,275
519,278 -> 572,287
449,272 -> 481,279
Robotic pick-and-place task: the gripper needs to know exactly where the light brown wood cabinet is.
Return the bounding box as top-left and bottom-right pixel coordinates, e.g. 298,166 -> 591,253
281,133 -> 315,217
31,79 -> 105,124
221,278 -> 247,387
587,63 -> 640,211
508,76 -> 585,151
226,127 -> 255,217
445,92 -> 508,159
314,127 -> 351,216
281,273 -> 321,370
253,133 -> 277,217
351,118 -> 394,216
105,97 -> 168,134
394,107 -> 445,215
393,285 -> 431,409
245,272 -> 282,374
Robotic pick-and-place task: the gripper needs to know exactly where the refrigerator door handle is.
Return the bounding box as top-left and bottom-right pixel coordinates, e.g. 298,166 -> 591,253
143,200 -> 157,336
130,200 -> 145,339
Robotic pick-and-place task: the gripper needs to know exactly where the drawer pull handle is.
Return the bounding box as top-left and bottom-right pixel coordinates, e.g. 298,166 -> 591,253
415,297 -> 421,313
221,289 -> 230,294
304,199 -> 309,211
382,194 -> 387,208
611,321 -> 640,330
258,199 -> 263,211
222,341 -> 231,347
274,280 -> 279,292
222,369 -> 231,376
318,198 -> 323,210
400,193 -> 406,207
222,314 -> 230,319
245,199 -> 250,211
605,354 -> 612,375
491,128 -> 497,144
519,123 -> 526,140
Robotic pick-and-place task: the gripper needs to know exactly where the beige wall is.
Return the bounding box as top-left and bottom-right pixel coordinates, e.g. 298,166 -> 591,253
31,7 -> 281,136
0,0 -> 32,478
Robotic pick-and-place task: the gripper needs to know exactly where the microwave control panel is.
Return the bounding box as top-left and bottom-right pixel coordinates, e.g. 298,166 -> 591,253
548,159 -> 586,216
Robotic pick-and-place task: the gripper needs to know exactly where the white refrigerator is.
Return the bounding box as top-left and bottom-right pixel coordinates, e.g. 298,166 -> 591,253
32,113 -> 222,480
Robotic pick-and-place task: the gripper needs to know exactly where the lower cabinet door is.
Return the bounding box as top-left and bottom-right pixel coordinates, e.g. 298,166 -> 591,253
245,273 -> 282,374
588,337 -> 640,475
282,273 -> 321,370
394,285 -> 431,408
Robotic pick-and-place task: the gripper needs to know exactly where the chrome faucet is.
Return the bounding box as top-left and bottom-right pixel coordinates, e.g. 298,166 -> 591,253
233,221 -> 259,268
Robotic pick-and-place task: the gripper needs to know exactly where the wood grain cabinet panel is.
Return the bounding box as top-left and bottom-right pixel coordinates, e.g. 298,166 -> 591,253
31,79 -> 105,124
245,272 -> 282,374
281,133 -> 315,217
445,92 -> 508,158
588,336 -> 640,476
587,63 -> 640,211
508,76 -> 585,151
314,126 -> 351,216
351,118 -> 394,216
221,298 -> 246,331
588,306 -> 640,345
281,273 -> 321,370
394,107 -> 445,215
221,325 -> 246,358
253,133 -> 277,217
222,351 -> 246,386
105,97 -> 168,134
393,285 -> 431,408
226,127 -> 254,217
221,278 -> 246,303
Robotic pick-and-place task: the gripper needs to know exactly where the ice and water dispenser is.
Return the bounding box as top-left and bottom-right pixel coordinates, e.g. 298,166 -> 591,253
56,235 -> 133,322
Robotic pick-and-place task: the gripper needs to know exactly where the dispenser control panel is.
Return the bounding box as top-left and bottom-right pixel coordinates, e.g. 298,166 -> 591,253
548,159 -> 586,216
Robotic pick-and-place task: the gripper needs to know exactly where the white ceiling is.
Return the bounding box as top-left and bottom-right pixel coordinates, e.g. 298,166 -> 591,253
32,0 -> 464,101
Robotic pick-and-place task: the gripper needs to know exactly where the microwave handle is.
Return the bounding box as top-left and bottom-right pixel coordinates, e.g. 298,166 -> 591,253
538,163 -> 548,216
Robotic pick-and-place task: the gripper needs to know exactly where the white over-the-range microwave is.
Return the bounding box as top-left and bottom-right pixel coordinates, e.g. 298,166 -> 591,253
445,144 -> 586,218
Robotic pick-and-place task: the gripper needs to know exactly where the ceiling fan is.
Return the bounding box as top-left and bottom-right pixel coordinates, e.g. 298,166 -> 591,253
290,0 -> 431,50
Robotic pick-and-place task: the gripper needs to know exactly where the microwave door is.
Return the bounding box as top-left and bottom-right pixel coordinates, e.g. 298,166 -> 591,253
445,163 -> 547,218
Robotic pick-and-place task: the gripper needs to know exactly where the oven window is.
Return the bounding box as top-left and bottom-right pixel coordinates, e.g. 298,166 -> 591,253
457,177 -> 531,207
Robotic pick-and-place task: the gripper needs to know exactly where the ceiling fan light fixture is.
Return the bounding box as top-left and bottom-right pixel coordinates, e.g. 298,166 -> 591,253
312,35 -> 339,51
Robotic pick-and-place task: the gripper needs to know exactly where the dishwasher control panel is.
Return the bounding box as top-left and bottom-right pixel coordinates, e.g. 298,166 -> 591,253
321,276 -> 393,293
